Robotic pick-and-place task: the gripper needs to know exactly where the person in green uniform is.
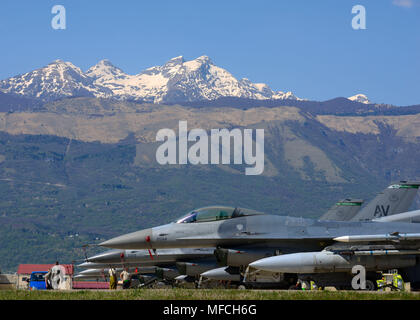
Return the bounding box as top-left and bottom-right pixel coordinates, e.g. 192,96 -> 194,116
109,267 -> 117,290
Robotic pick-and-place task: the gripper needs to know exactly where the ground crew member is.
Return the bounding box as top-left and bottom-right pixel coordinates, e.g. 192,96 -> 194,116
291,279 -> 302,290
297,279 -> 309,290
302,280 -> 310,290
393,273 -> 404,291
44,261 -> 59,290
45,268 -> 52,290
109,267 -> 117,290
120,269 -> 131,289
377,276 -> 386,291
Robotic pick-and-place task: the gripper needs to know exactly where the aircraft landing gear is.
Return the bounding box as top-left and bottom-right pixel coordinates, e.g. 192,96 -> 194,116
363,280 -> 377,291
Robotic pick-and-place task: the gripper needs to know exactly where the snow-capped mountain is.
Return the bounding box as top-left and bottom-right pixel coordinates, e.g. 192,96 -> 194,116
0,60 -> 112,101
0,56 -> 301,103
348,93 -> 371,104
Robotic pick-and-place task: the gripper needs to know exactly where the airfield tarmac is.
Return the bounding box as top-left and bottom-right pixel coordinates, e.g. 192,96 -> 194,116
1,289 -> 420,300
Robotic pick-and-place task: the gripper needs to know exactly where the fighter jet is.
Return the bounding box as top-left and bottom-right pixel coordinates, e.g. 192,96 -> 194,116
83,247 -> 214,266
198,182 -> 420,288
76,247 -> 217,284
248,230 -> 420,290
100,181 -> 420,289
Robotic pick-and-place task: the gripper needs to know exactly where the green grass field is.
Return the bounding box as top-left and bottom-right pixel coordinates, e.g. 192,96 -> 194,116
1,289 -> 420,300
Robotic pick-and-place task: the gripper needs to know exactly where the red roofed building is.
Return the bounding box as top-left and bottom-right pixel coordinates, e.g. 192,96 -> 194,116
17,264 -> 74,275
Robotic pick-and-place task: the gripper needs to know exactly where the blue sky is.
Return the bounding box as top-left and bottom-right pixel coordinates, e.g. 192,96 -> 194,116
0,0 -> 419,105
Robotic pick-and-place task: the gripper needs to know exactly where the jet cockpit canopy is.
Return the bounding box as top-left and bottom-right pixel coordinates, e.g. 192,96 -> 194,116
175,206 -> 264,224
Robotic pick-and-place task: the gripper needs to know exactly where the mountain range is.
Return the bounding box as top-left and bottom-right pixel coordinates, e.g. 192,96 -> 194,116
0,56 -> 370,105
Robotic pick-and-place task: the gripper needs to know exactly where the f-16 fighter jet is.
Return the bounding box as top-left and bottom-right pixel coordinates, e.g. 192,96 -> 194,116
100,181 -> 420,289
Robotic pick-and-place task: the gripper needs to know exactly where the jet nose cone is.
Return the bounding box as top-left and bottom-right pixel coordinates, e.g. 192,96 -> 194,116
201,267 -> 226,279
201,267 -> 241,282
87,249 -> 124,263
79,268 -> 103,276
249,253 -> 315,273
100,228 -> 153,249
249,256 -> 284,272
77,261 -> 95,268
77,262 -> 114,269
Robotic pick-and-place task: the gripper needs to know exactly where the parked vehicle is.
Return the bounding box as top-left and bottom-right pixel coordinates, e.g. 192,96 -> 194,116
24,271 -> 48,290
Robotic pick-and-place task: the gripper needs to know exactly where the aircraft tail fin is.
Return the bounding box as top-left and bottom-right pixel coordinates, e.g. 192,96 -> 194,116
350,181 -> 420,221
319,199 -> 363,221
